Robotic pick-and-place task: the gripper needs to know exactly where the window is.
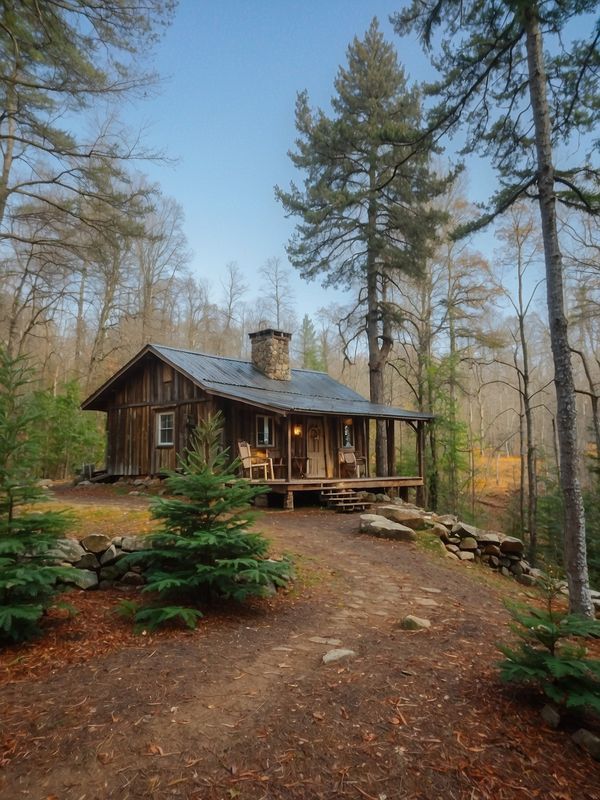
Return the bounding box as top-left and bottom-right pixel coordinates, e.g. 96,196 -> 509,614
256,415 -> 274,447
157,411 -> 174,446
341,418 -> 354,448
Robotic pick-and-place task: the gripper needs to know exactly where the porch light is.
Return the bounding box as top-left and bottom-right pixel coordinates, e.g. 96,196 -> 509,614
293,424 -> 303,437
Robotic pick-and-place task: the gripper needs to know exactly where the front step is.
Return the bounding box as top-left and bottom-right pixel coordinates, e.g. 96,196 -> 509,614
320,489 -> 372,513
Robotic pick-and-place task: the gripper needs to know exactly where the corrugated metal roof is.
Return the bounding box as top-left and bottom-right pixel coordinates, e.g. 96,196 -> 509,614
152,344 -> 432,421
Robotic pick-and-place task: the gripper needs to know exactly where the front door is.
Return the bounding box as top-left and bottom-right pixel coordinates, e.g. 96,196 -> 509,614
306,419 -> 326,477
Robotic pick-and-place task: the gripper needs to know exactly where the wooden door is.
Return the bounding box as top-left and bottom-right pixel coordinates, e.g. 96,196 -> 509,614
306,419 -> 326,476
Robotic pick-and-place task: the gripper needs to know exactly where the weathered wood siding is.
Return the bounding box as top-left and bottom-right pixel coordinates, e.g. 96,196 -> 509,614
105,355 -> 213,475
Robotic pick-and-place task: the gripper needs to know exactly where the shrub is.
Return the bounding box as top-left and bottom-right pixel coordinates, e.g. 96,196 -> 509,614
497,573 -> 600,713
0,349 -> 74,643
126,412 -> 291,631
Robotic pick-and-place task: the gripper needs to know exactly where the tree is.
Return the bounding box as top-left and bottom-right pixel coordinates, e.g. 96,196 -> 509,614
125,413 -> 291,632
298,314 -> 325,370
0,348 -> 73,642
276,18 -> 447,475
393,0 -> 599,615
258,257 -> 296,332
0,1 -> 175,236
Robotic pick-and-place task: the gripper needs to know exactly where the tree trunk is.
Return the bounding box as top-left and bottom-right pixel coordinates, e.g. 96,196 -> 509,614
524,6 -> 592,615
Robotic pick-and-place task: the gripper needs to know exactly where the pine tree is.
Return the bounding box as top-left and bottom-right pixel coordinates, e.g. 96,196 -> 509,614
0,348 -> 73,643
393,0 -> 599,616
276,18 -> 448,475
127,413 -> 291,631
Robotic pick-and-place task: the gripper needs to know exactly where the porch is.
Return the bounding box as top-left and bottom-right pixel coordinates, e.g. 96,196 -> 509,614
246,474 -> 424,509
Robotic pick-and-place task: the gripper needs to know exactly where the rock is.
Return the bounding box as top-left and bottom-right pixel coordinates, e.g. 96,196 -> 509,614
64,569 -> 99,590
419,586 -> 442,594
458,551 -> 475,561
98,580 -> 115,590
359,515 -> 417,542
541,704 -> 561,729
119,571 -> 145,586
37,478 -> 53,488
445,544 -> 460,553
483,544 -> 501,556
415,597 -> 439,607
100,545 -> 120,565
571,729 -> 600,761
48,538 -> 85,564
121,535 -> 150,552
489,555 -> 500,568
517,573 -> 537,587
432,523 -> 451,540
431,514 -> 457,529
133,478 -> 148,487
74,553 -> 100,570
451,522 -> 481,539
399,615 -> 431,630
378,505 -> 428,530
322,648 -> 356,665
477,531 -> 502,545
509,562 -> 524,577
76,480 -> 92,487
375,493 -> 391,502
500,557 -> 512,568
445,551 -> 460,561
500,537 -> 524,555
459,537 -> 478,551
101,562 -> 130,581
500,566 -> 510,577
112,536 -> 123,548
81,533 -> 112,554
308,636 -> 342,645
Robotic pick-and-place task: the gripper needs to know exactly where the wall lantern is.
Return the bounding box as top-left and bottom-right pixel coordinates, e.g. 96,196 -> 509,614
292,424 -> 303,437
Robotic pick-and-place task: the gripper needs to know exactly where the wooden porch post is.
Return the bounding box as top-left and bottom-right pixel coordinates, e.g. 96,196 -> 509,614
386,419 -> 395,476
285,416 -> 294,509
416,420 -> 425,508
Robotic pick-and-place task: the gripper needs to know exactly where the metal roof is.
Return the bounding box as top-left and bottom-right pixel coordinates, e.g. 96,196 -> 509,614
82,343 -> 433,422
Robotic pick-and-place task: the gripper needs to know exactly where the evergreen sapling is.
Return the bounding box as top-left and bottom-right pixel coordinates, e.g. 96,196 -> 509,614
126,413 -> 291,631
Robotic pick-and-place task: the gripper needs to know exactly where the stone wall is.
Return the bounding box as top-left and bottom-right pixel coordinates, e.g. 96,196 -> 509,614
249,329 -> 291,380
49,533 -> 149,590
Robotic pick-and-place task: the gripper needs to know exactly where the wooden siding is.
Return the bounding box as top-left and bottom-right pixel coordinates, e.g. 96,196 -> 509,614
105,355 -> 212,475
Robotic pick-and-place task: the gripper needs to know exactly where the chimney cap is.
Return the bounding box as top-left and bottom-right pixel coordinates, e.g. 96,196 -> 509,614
248,329 -> 292,340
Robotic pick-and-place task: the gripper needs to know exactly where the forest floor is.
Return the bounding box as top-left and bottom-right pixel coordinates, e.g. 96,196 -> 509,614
1,485 -> 599,800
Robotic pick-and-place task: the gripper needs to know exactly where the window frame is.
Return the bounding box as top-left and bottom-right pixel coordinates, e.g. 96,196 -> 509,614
157,410 -> 175,447
256,414 -> 275,447
341,418 -> 354,449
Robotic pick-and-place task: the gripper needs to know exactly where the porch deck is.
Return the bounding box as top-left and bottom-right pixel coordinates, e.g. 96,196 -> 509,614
247,475 -> 424,508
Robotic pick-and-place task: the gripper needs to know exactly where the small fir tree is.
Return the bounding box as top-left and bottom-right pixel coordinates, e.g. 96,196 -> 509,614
0,349 -> 73,643
127,413 -> 291,631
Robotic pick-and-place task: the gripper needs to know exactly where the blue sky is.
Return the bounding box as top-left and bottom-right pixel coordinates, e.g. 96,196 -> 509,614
125,1 -> 498,315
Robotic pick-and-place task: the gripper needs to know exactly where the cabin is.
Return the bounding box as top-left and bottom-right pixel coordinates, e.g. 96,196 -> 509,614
82,329 -> 432,508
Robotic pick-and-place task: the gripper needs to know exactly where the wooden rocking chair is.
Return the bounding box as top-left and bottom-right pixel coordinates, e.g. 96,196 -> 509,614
237,441 -> 274,480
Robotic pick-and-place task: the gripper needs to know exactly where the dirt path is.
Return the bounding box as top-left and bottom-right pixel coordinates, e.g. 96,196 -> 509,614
1,504 -> 598,799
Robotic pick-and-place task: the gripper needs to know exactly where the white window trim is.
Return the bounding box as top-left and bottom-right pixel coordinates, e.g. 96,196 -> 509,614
157,411 -> 175,447
256,414 -> 275,447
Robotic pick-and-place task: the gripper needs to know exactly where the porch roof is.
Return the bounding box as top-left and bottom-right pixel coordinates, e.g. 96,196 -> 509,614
82,343 -> 433,422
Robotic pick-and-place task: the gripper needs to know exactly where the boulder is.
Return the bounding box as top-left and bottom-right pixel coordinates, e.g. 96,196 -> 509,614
119,571 -> 145,586
445,551 -> 460,561
445,544 -> 460,553
500,566 -> 510,577
359,515 -> 417,542
477,530 -> 502,545
541,705 -> 561,729
48,538 -> 85,564
500,537 -> 524,555
572,729 -> 600,761
378,505 -> 428,530
517,573 -> 537,587
399,615 -> 431,630
489,555 -> 500,568
121,535 -> 151,552
459,537 -> 478,551
100,545 -> 120,565
81,533 -> 112,554
509,562 -> 524,577
458,551 -> 475,561
322,649 -> 356,665
451,521 -> 481,539
74,553 -> 100,570
431,513 -> 457,529
430,522 -> 451,539
483,544 -> 501,556
101,562 -> 129,581
64,569 -> 99,590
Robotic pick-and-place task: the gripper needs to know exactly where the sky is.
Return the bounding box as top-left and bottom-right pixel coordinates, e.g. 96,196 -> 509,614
123,1 -> 503,317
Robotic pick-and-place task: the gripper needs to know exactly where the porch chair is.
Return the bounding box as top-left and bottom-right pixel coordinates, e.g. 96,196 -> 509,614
237,441 -> 274,480
338,448 -> 358,478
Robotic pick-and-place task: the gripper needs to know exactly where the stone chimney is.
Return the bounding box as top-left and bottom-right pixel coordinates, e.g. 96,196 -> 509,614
249,329 -> 291,380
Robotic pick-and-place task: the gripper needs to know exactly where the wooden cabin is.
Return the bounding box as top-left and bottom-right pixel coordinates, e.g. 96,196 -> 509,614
82,329 -> 432,508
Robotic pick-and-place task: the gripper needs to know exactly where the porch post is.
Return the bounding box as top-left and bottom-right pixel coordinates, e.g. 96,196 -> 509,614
286,416 -> 292,483
386,419 -> 395,476
416,420 -> 425,508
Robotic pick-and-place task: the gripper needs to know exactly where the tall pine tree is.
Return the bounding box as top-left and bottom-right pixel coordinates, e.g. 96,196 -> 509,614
276,18 -> 448,475
393,0 -> 599,615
